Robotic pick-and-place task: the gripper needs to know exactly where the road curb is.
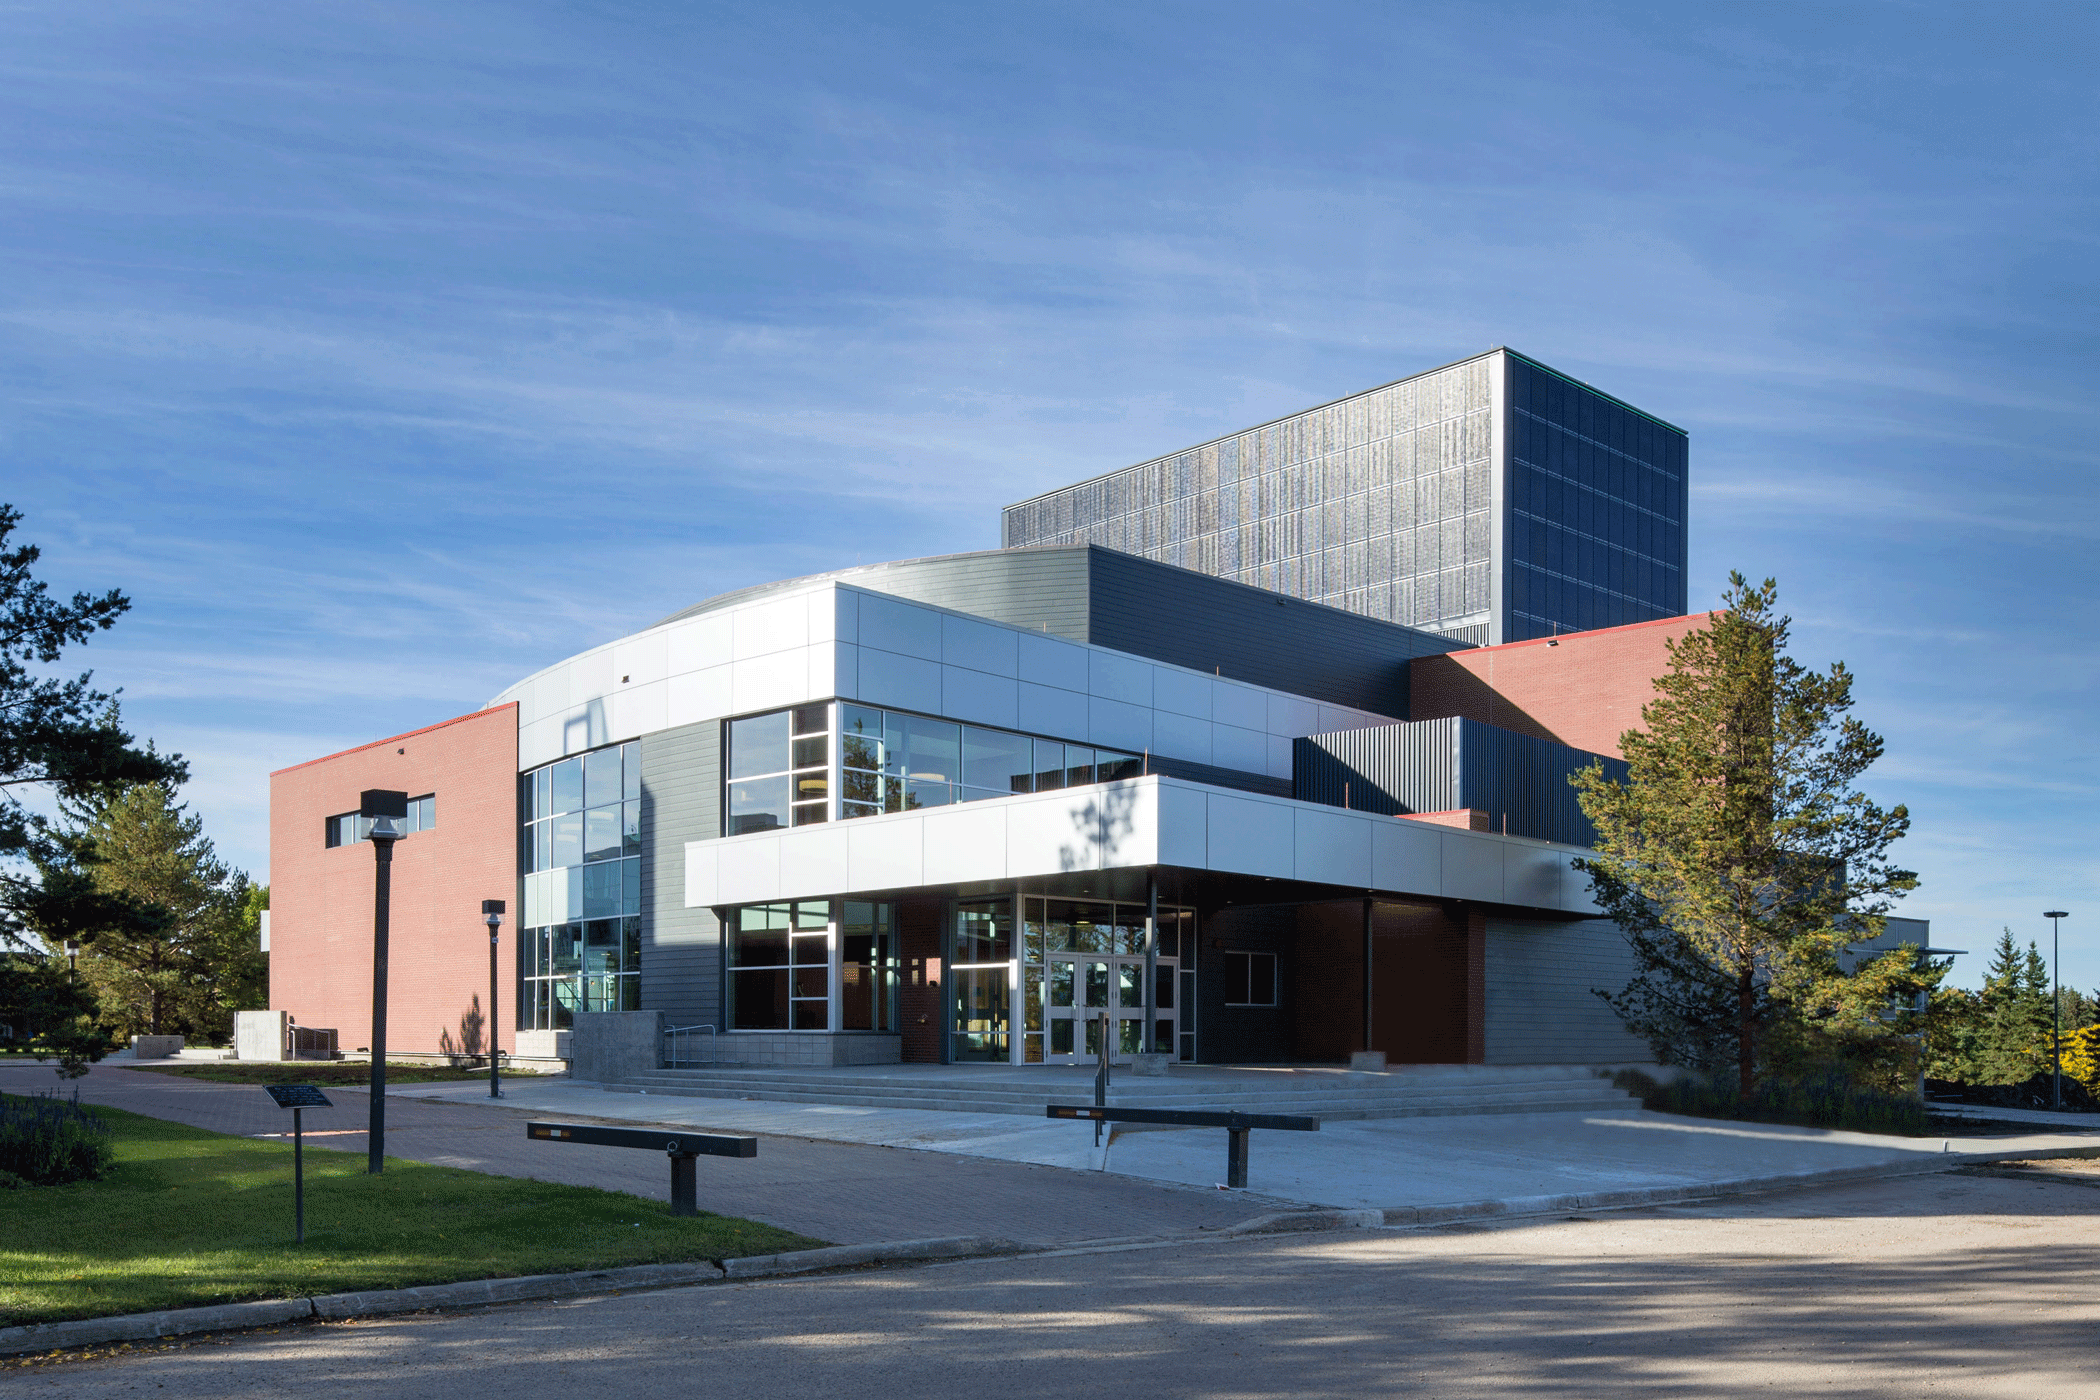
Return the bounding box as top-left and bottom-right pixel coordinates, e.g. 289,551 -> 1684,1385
0,1235 -> 1023,1357
1221,1142 -> 2100,1237
720,1235 -> 1028,1279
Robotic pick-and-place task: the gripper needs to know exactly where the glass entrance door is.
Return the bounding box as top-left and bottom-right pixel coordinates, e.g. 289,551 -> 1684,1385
1042,953 -> 1174,1063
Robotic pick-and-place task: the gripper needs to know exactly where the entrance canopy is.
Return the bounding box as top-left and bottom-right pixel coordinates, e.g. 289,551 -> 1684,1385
686,774 -> 1601,917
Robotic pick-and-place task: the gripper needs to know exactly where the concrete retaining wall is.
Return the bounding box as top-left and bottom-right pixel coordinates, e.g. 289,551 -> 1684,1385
568,1011 -> 662,1082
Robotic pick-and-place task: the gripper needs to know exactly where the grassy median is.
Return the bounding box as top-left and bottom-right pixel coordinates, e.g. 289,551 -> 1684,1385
0,1105 -> 823,1327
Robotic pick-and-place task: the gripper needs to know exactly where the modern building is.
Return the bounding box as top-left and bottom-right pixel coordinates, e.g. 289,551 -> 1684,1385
270,547 -> 1712,1074
1002,347 -> 1689,647
265,353 -> 1713,1077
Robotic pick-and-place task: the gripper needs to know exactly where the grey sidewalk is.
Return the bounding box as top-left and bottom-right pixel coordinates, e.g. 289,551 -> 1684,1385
386,1070 -> 2100,1210
0,1064 -> 1259,1245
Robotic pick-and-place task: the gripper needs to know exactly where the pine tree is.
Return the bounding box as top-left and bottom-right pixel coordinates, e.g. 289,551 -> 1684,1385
1574,574 -> 1918,1100
0,505 -> 181,1074
61,782 -> 253,1041
1966,928 -> 2054,1085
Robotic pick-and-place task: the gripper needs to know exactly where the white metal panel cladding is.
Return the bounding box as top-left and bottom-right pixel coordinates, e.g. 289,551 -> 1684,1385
685,775 -> 1597,914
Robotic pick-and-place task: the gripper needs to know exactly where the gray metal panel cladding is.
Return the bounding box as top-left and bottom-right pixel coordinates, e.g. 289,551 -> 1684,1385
1293,718 -> 1626,846
1457,721 -> 1625,848
836,547 -> 1092,642
1083,548 -> 1465,717
649,546 -> 1093,640
639,719 -> 723,1029
1293,718 -> 1463,817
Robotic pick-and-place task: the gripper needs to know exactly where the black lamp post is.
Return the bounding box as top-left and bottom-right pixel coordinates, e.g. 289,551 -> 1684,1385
63,940 -> 79,978
2046,909 -> 2070,1109
361,789 -> 407,1175
483,899 -> 505,1099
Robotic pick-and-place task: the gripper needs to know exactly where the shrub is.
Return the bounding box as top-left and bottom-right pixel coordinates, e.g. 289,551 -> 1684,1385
1615,1067 -> 1927,1136
0,1090 -> 115,1185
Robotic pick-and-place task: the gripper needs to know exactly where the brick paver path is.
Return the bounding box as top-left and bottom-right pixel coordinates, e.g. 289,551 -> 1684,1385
0,1063 -> 1260,1245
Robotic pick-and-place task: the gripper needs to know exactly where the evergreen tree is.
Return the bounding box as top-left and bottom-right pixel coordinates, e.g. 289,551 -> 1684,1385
59,781 -> 254,1041
0,505 -> 181,1073
1574,574 -> 1919,1100
1964,928 -> 2055,1085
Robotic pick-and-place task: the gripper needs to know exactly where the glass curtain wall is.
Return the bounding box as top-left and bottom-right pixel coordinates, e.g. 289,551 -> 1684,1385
726,704 -> 830,834
951,901 -> 1012,1062
951,897 -> 1196,1064
726,899 -> 898,1033
519,742 -> 642,1030
1506,357 -> 1688,641
837,703 -> 1141,820
1001,355 -> 1499,637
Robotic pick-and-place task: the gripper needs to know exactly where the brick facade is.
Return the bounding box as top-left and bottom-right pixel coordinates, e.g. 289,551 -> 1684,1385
268,705 -> 519,1056
1407,612 -> 1715,759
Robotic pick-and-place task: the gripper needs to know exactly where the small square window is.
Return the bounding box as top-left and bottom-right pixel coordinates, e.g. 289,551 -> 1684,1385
1223,951 -> 1278,1007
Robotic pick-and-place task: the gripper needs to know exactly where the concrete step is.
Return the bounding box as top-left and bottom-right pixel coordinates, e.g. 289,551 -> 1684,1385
604,1068 -> 1638,1120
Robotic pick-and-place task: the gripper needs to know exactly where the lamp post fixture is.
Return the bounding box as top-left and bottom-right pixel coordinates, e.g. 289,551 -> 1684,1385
63,940 -> 79,978
2046,910 -> 2070,1110
483,900 -> 505,1099
361,789 -> 408,1175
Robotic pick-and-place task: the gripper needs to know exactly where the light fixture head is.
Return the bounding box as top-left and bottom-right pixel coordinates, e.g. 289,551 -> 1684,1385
2045,909 -> 2070,919
365,815 -> 402,842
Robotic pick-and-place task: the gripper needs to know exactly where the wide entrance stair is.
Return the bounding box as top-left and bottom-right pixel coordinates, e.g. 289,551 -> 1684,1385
604,1063 -> 1637,1120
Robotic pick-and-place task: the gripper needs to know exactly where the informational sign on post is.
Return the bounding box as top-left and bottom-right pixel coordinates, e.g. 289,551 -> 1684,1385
264,1084 -> 333,1242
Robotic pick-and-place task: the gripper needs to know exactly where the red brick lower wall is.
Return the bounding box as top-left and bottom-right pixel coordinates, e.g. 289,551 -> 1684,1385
269,706 -> 519,1056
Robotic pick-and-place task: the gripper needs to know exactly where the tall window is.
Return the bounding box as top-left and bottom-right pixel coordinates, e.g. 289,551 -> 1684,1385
727,705 -> 829,834
520,742 -> 642,1029
725,899 -> 896,1032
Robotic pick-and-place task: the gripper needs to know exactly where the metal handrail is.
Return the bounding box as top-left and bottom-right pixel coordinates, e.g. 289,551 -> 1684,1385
664,1023 -> 717,1068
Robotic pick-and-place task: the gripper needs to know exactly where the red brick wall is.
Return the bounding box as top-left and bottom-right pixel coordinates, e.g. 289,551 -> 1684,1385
269,706 -> 519,1055
1408,613 -> 1715,758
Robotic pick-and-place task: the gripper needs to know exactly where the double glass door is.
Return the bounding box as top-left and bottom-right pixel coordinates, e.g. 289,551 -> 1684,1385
1043,954 -> 1175,1062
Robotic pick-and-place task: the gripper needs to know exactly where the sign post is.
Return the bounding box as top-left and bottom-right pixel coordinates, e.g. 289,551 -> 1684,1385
264,1084 -> 334,1242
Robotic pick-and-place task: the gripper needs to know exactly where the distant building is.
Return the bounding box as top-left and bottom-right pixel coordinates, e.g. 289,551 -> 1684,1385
1002,348 -> 1688,646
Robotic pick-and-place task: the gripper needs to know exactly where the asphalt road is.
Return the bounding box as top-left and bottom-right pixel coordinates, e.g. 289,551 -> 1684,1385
15,1164 -> 2100,1397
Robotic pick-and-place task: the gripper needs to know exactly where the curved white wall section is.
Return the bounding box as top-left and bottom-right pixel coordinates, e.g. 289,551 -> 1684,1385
490,582 -> 1398,777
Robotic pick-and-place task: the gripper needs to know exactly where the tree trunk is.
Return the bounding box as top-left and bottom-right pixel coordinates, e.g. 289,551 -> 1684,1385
1737,966 -> 1756,1102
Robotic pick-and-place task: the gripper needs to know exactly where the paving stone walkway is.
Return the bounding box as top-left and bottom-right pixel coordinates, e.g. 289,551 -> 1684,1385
0,1064 -> 1261,1246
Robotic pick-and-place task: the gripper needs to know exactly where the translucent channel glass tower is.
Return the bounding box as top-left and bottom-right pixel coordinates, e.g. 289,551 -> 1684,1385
1001,348 -> 1689,646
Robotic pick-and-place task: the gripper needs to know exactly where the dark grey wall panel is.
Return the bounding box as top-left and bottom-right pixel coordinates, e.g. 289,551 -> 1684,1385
639,718 -> 722,1030
1483,916 -> 1652,1064
1086,549 -> 1462,716
1294,717 -> 1627,846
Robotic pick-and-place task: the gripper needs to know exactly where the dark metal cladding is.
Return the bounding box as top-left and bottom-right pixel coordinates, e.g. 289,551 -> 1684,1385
1291,717 -> 1627,847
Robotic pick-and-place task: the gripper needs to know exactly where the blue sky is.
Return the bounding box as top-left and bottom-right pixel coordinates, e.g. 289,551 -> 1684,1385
4,3 -> 2095,990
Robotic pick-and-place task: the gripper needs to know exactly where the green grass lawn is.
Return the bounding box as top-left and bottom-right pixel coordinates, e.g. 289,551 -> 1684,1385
127,1061 -> 541,1086
0,1105 -> 824,1327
